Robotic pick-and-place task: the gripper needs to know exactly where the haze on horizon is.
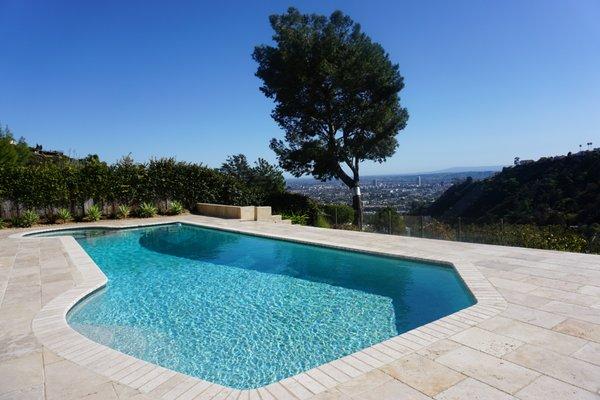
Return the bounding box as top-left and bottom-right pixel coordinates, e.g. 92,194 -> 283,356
1,0 -> 598,175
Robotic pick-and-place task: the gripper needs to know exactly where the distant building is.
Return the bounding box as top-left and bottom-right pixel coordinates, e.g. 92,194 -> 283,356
417,176 -> 421,187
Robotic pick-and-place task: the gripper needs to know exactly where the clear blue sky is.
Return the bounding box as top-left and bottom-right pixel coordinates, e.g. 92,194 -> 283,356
1,0 -> 599,174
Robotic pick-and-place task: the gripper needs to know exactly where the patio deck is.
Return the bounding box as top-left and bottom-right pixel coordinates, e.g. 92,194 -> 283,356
1,215 -> 599,399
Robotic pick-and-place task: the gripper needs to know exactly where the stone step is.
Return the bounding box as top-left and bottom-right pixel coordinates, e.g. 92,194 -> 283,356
269,215 -> 292,224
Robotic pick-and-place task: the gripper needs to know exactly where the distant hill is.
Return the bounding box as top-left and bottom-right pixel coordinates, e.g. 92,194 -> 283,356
428,165 -> 505,174
425,150 -> 600,226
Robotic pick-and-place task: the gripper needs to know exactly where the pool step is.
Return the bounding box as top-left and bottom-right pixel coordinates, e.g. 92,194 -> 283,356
270,215 -> 292,224
197,203 -> 292,224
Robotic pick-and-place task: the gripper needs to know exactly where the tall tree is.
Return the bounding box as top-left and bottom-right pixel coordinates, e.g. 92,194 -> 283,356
219,154 -> 254,183
0,124 -> 31,166
253,8 -> 408,228
220,154 -> 285,195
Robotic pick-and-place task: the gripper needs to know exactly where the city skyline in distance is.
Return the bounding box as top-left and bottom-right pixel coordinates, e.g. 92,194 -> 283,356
286,165 -> 505,183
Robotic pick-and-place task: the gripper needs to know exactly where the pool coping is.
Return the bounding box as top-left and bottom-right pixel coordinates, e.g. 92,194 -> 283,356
20,219 -> 507,399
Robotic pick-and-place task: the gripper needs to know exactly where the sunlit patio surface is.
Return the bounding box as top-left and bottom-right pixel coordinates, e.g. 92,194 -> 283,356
1,214 -> 599,399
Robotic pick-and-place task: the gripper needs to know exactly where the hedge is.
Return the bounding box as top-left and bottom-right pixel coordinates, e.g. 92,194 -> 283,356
267,192 -> 321,225
0,157 -> 263,219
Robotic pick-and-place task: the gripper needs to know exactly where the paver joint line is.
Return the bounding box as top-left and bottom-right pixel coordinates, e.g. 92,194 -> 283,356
6,215 -> 600,399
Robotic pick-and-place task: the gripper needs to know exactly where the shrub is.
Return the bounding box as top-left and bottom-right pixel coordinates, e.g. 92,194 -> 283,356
86,204 -> 102,221
0,157 -> 258,219
116,204 -> 130,219
281,212 -> 309,225
56,208 -> 72,224
0,218 -> 4,229
12,210 -> 39,227
138,202 -> 157,218
267,192 -> 321,225
369,207 -> 405,234
425,219 -> 456,240
168,200 -> 184,215
322,204 -> 354,225
313,212 -> 331,228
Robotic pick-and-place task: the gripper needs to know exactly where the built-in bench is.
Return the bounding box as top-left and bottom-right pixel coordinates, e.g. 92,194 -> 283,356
196,203 -> 291,224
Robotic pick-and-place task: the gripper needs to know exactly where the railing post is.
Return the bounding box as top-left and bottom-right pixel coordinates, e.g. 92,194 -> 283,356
420,215 -> 424,237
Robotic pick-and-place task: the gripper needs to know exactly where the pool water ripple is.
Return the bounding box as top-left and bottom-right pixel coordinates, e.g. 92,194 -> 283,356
62,224 -> 474,389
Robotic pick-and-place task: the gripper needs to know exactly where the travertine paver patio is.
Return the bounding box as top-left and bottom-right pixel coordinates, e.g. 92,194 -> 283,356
1,215 -> 600,399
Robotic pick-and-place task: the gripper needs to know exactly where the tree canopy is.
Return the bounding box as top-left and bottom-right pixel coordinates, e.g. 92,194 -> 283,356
0,124 -> 31,166
426,150 -> 600,226
253,8 -> 408,226
220,154 -> 285,195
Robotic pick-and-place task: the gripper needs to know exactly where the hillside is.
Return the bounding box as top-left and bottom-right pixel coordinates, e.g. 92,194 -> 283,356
425,149 -> 600,226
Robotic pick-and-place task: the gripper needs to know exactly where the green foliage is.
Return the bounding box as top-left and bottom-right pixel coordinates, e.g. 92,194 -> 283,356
254,8 -> 408,225
322,204 -> 354,225
220,154 -> 254,182
12,210 -> 39,228
368,207 -> 406,234
109,155 -> 146,206
427,150 -> 600,227
135,158 -> 258,208
116,204 -> 131,219
0,218 -> 4,229
267,192 -> 321,225
0,163 -> 68,214
281,212 -> 309,225
459,223 -> 588,253
579,223 -> 600,254
86,204 -> 102,222
77,155 -> 111,207
168,200 -> 184,215
0,156 -> 261,221
220,154 -> 285,201
0,124 -> 31,166
401,217 -> 590,253
313,213 -> 331,228
56,208 -> 72,224
138,202 -> 158,218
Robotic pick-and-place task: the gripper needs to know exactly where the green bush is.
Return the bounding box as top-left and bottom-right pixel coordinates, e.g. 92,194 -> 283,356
0,218 -> 4,229
0,157 -> 261,219
322,204 -> 354,225
86,204 -> 102,221
281,212 -> 309,225
116,204 -> 130,219
489,224 -> 586,252
268,192 -> 321,225
402,217 -> 590,253
168,200 -> 184,215
138,202 -> 157,218
368,207 -> 406,234
12,210 -> 39,228
313,212 -> 331,228
56,208 -> 72,224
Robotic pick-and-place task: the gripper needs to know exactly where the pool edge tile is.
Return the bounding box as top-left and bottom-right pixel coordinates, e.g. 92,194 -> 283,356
28,217 -> 507,399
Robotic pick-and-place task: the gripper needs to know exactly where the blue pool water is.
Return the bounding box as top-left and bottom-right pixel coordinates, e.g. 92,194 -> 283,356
35,223 -> 474,388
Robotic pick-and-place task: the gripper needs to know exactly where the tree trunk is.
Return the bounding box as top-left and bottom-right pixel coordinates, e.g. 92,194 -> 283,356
352,185 -> 363,229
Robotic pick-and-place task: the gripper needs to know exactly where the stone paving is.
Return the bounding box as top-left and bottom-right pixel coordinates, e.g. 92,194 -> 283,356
1,215 -> 600,399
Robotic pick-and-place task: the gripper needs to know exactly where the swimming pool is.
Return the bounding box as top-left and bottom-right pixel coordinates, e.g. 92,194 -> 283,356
32,223 -> 475,389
